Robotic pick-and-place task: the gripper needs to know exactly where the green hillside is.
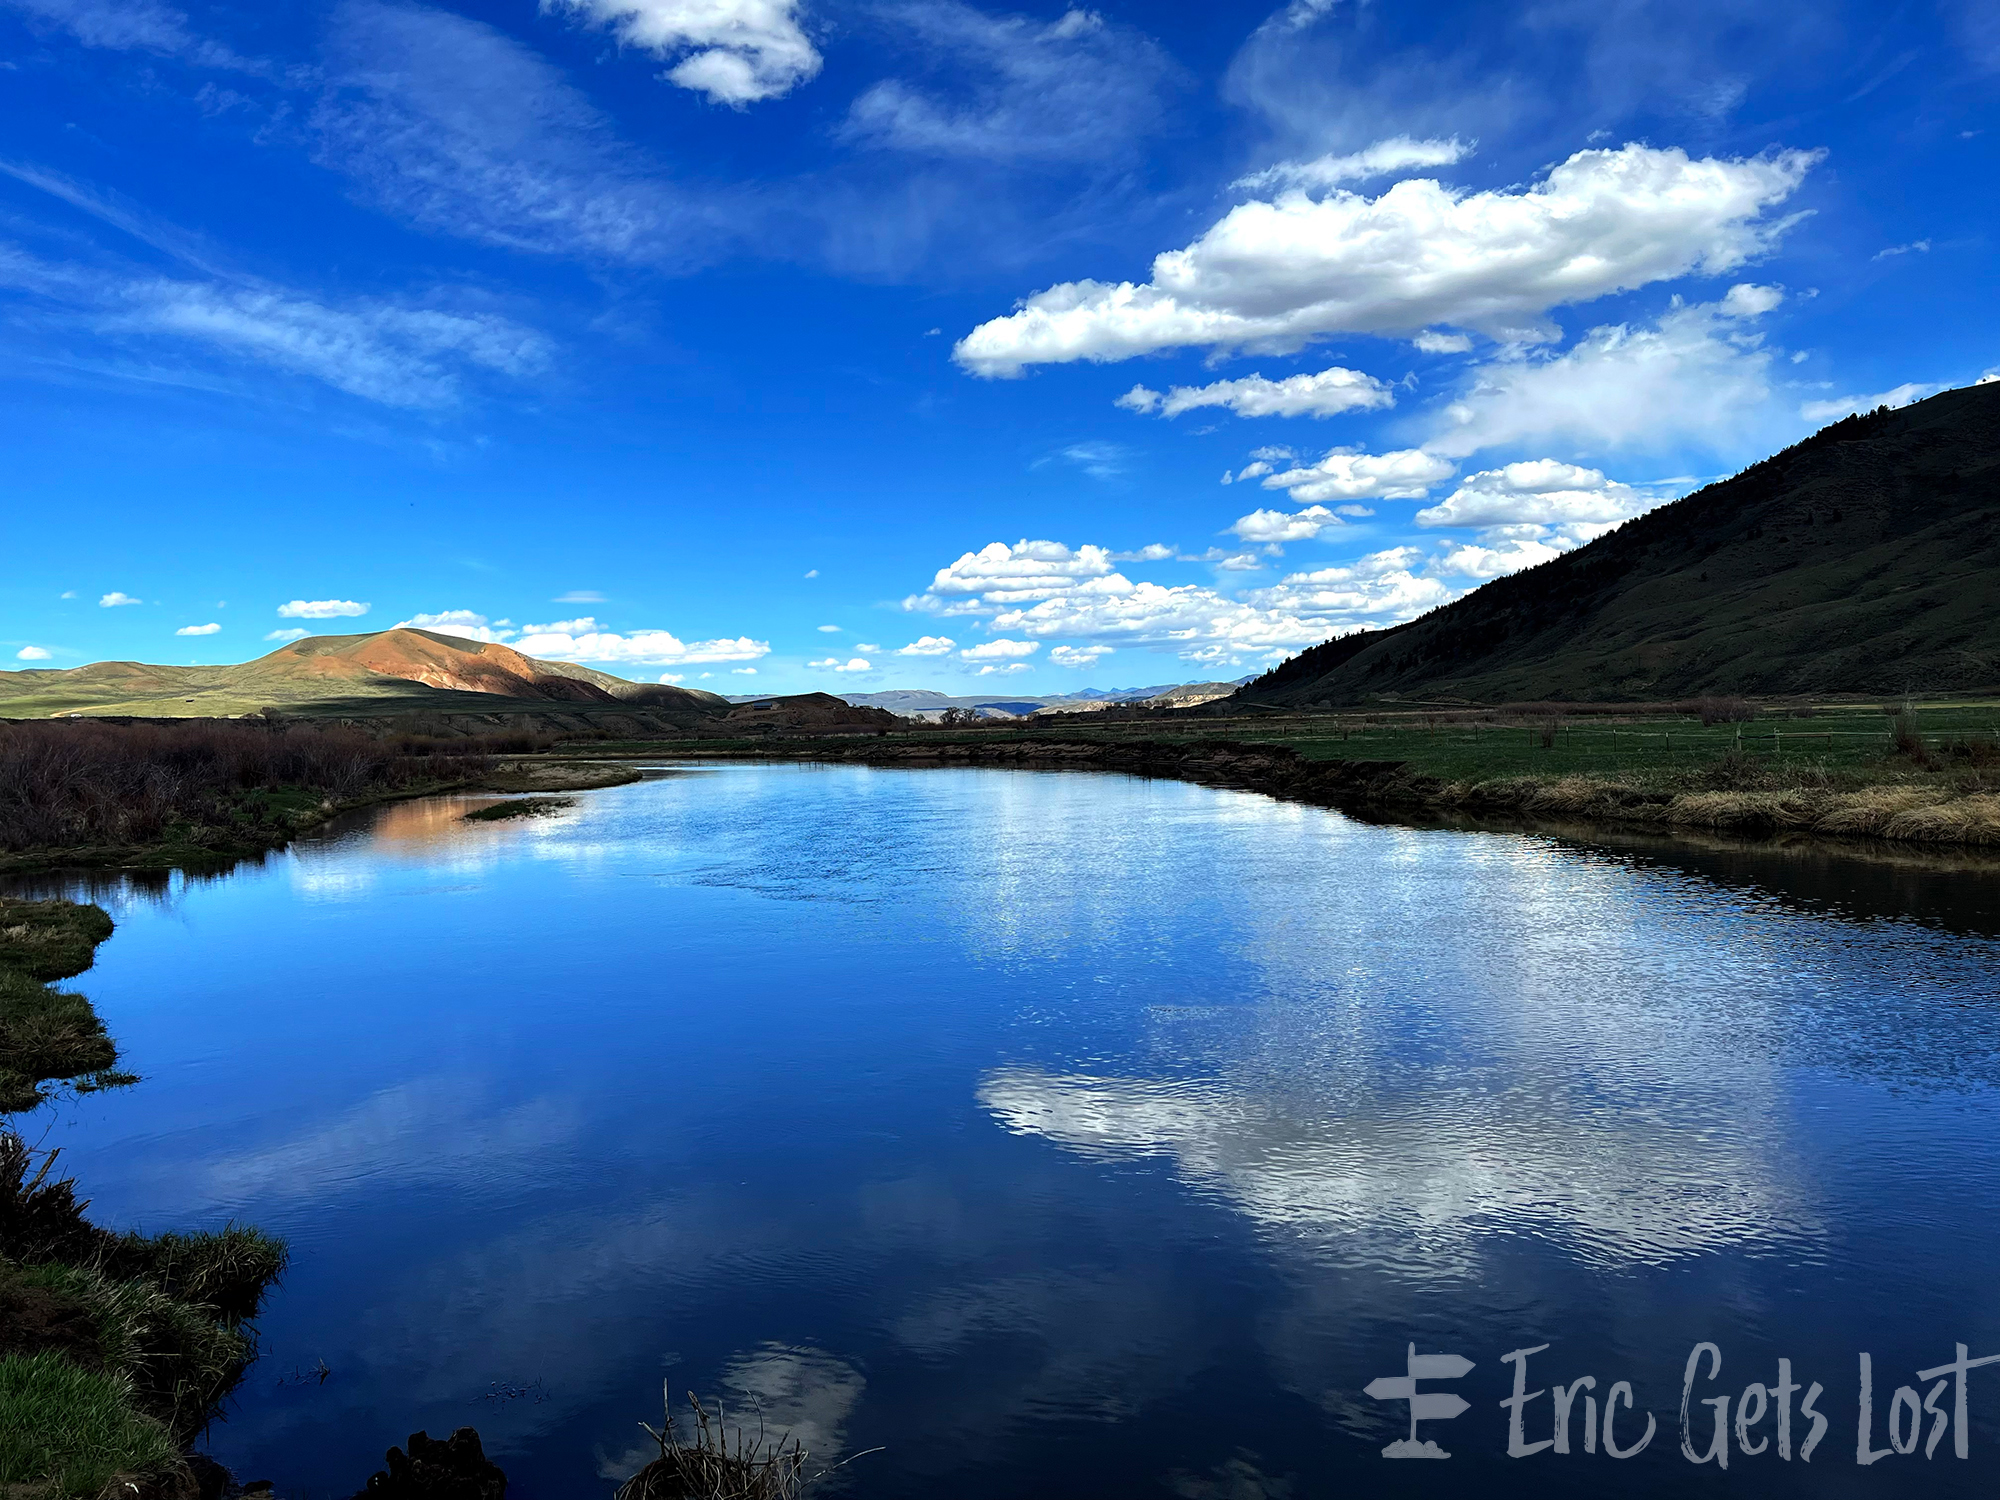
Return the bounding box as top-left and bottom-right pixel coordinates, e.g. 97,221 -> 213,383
1241,381 -> 2000,706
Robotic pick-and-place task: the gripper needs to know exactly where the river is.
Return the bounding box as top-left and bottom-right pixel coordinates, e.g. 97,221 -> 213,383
20,762 -> 2000,1497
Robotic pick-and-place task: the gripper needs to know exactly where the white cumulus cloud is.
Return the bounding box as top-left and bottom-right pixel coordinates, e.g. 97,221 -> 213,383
514,616 -> 769,665
175,622 -> 221,636
1243,548 -> 1458,623
896,636 -> 958,656
1260,447 -> 1456,502
15,646 -> 52,661
1049,644 -> 1112,667
1415,460 -> 1648,530
904,534 -> 1472,667
1229,505 -> 1344,544
544,0 -> 820,105
264,628 -> 309,642
1115,365 -> 1393,420
1413,330 -> 1473,354
98,591 -> 142,607
808,657 -> 873,673
974,663 -> 1032,675
1429,533 -> 1568,581
955,143 -> 1818,375
279,599 -> 369,618
912,540 -> 1117,611
1412,463 -> 1666,581
960,638 -> 1040,660
395,610 -> 518,643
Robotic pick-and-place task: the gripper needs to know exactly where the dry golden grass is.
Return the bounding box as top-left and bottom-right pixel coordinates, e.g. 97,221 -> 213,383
1434,774 -> 2000,847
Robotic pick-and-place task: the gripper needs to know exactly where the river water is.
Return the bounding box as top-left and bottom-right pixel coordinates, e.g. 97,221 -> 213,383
20,762 -> 2000,1498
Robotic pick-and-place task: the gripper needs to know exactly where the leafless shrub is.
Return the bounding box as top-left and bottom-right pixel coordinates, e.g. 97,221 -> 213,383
1680,696 -> 1757,726
0,721 -> 495,852
1941,735 -> 2000,768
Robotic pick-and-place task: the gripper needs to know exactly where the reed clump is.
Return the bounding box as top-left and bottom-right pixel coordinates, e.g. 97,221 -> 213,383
615,1387 -> 878,1500
616,1389 -> 810,1500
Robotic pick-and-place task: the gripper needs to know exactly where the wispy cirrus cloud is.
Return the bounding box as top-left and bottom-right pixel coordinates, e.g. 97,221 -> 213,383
107,280 -> 549,409
1,0 -> 264,70
316,1 -> 733,269
1231,134 -> 1469,193
1798,381 -> 1941,424
1429,287 -> 1785,457
840,3 -> 1180,164
0,197 -> 550,412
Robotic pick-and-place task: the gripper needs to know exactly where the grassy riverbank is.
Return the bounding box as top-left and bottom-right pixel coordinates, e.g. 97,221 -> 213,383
0,898 -> 286,1499
560,695 -> 2000,847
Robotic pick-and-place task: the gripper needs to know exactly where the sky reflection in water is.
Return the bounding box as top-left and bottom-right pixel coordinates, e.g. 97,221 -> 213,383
22,765 -> 2000,1498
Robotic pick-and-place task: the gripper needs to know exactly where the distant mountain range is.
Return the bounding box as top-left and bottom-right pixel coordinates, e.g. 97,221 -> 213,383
0,628 -> 738,720
1240,381 -> 2000,706
810,679 -> 1255,718
0,629 -> 1247,726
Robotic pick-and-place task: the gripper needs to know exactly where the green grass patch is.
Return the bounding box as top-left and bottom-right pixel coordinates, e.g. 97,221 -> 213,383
0,1352 -> 182,1500
0,900 -> 288,1497
0,901 -> 126,1114
462,796 -> 574,821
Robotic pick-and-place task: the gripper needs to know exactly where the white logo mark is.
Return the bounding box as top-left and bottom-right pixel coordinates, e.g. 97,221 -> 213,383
1367,1343 -> 1476,1459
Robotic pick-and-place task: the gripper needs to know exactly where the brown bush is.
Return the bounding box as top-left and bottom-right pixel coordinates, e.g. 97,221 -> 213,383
1940,736 -> 2000,768
0,721 -> 493,853
1680,696 -> 1757,726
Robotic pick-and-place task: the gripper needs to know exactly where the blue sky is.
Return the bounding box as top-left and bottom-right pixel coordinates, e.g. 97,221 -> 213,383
2,0 -> 1995,695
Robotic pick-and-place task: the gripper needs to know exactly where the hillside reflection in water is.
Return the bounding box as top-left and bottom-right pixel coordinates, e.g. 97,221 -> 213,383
20,765 -> 2000,1499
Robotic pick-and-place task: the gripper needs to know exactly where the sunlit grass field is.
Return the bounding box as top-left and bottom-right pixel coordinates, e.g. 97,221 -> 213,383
599,698 -> 2000,791
1233,701 -> 2000,784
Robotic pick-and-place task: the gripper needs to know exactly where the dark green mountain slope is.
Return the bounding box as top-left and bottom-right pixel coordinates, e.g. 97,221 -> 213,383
1240,381 -> 2000,706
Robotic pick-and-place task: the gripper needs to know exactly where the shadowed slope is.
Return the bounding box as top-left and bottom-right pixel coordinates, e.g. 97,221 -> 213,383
1241,381 -> 2000,705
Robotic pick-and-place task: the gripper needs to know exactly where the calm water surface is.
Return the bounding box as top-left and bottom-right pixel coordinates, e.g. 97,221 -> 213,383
21,763 -> 2000,1498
